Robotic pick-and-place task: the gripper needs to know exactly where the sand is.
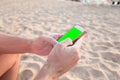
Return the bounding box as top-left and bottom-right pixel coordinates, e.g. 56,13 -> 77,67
0,0 -> 120,80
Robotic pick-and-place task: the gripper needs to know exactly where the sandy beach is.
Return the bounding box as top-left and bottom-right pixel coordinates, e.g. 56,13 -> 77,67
0,0 -> 120,80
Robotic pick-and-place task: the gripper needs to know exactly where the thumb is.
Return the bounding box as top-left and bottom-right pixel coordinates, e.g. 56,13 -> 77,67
48,33 -> 63,40
73,37 -> 84,48
60,38 -> 73,47
41,36 -> 58,45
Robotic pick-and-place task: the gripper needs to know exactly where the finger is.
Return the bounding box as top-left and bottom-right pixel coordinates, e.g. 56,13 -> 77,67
60,38 -> 73,47
53,35 -> 63,40
41,36 -> 58,45
73,37 -> 84,48
49,33 -> 63,40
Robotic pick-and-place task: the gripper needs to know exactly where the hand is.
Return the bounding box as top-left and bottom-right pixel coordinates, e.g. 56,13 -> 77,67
35,37 -> 83,80
30,34 -> 61,56
47,38 -> 83,77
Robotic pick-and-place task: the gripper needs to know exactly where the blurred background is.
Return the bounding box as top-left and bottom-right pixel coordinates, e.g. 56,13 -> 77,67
0,0 -> 120,80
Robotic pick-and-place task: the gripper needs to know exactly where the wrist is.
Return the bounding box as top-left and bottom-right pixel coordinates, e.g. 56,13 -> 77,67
25,39 -> 33,53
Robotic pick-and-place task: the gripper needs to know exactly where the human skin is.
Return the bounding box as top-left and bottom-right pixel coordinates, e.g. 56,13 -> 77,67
0,54 -> 20,80
0,32 -> 83,80
0,32 -> 60,80
0,32 -> 59,56
35,38 -> 83,80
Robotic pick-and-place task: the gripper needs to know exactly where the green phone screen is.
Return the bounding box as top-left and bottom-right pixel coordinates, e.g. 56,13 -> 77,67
58,25 -> 84,42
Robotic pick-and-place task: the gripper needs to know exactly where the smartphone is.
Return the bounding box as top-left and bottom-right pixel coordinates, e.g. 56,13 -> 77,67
58,25 -> 86,43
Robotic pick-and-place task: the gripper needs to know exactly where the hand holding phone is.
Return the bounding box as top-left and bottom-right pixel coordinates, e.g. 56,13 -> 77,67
58,25 -> 86,43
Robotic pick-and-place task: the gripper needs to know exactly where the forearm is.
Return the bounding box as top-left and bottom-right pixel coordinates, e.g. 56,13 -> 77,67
0,32 -> 32,54
34,63 -> 59,80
